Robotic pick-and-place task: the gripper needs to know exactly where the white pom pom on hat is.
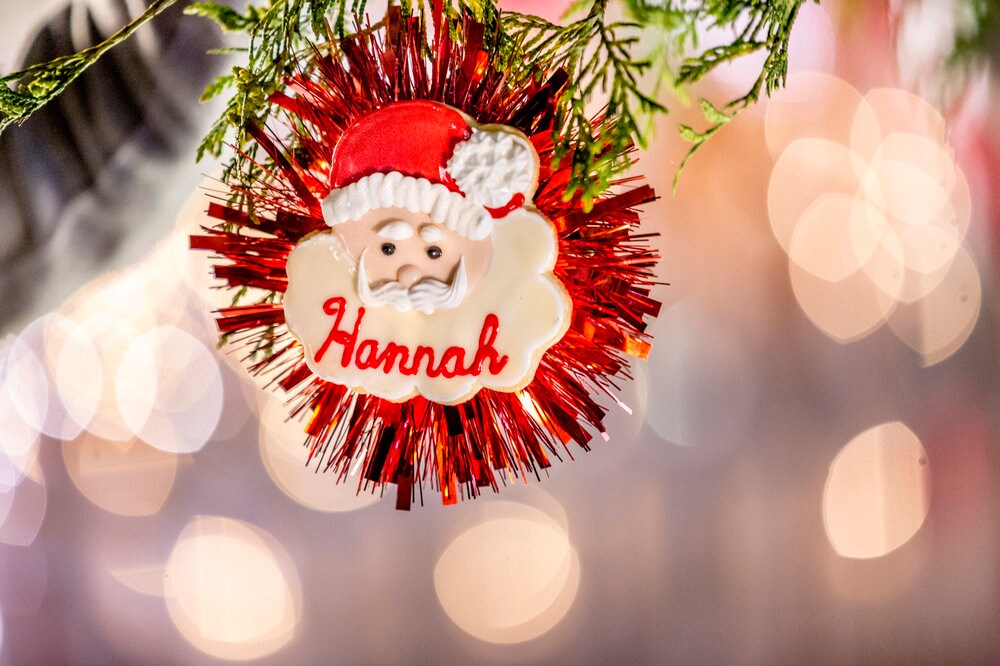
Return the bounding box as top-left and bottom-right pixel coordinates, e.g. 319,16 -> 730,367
446,127 -> 536,209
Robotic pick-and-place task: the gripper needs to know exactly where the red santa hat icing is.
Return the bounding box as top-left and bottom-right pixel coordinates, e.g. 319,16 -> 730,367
322,100 -> 537,241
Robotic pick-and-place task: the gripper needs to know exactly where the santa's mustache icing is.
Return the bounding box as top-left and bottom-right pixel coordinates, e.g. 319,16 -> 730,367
357,250 -> 468,315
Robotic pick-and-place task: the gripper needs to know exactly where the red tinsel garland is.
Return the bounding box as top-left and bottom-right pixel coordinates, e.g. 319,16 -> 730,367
190,8 -> 660,509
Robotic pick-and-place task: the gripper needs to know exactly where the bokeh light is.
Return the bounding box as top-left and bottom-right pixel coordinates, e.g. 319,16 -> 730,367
116,325 -> 223,453
165,516 -> 302,661
68,313 -> 143,442
823,422 -> 931,559
788,193 -> 881,282
62,432 -> 178,517
886,245 -> 982,366
3,320 -> 52,440
768,138 -> 864,254
83,517 -> 186,663
44,314 -> 102,437
767,77 -> 979,362
0,359 -> 40,483
0,445 -> 24,495
59,263 -> 176,334
851,88 -> 947,162
258,391 -> 382,512
789,255 -> 899,343
766,73 -> 864,158
434,501 -> 580,644
0,1 -> 998,662
109,562 -> 169,597
4,313 -> 104,441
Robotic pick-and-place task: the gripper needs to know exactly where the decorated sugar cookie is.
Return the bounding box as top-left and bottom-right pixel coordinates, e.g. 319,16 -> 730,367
190,8 -> 660,508
284,101 -> 570,405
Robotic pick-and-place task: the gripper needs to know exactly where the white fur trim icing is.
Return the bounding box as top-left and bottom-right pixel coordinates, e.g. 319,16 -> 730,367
446,128 -> 534,208
322,173 -> 493,240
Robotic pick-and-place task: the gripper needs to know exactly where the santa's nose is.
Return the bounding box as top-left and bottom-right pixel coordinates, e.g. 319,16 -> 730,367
397,264 -> 422,288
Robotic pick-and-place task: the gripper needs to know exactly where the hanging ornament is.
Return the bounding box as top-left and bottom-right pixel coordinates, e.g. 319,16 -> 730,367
190,6 -> 660,508
0,0 -> 839,509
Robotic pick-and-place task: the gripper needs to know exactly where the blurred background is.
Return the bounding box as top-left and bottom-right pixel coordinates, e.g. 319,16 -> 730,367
0,0 -> 998,663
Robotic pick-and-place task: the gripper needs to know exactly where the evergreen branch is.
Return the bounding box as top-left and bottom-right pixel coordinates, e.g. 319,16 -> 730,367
626,0 -> 813,189
189,0 -> 366,179
1,0 -> 816,202
0,0 -> 179,134
948,0 -> 1000,68
503,1 -> 668,208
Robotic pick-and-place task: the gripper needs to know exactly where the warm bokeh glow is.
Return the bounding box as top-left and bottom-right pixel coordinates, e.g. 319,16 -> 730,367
788,193 -> 880,282
886,245 -> 982,366
70,313 -> 143,441
258,392 -> 382,512
109,563 -> 169,597
60,265 -> 169,335
0,447 -> 23,496
0,1 -> 998,661
851,88 -> 947,161
789,256 -> 898,343
116,325 -> 223,453
434,501 -> 580,644
45,314 -> 102,438
0,366 -> 40,480
165,516 -> 301,661
766,73 -> 863,158
767,77 -> 978,361
62,432 -> 177,517
823,422 -> 931,559
768,138 -> 864,254
3,324 -> 52,442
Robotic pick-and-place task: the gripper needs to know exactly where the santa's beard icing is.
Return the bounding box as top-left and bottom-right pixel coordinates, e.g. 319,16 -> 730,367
356,252 -> 468,315
283,208 -> 571,404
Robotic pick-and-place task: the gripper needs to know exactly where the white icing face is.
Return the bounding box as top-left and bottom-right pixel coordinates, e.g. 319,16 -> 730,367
283,208 -> 570,404
287,117 -> 564,405
332,207 -> 493,315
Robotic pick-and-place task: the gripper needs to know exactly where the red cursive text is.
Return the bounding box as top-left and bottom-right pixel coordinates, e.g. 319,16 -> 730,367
314,297 -> 509,379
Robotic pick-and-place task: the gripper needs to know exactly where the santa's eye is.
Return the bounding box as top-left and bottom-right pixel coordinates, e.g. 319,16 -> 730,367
426,246 -> 442,260
380,243 -> 396,256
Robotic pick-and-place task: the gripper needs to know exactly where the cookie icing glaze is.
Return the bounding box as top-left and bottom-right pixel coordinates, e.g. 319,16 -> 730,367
446,128 -> 537,209
281,99 -> 569,404
283,208 -> 570,404
322,172 -> 494,240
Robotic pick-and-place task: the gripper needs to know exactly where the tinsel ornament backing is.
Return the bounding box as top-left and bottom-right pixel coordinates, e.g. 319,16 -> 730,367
190,6 -> 660,509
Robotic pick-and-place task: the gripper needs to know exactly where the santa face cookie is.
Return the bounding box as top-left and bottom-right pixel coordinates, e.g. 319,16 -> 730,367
283,100 -> 571,404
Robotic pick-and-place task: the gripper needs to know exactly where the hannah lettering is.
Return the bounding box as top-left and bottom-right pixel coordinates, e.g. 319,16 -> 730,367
314,297 -> 510,379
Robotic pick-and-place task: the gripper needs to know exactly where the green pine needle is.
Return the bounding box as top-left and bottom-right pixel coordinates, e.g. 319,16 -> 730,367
623,0 -> 815,191
0,0 -> 179,133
